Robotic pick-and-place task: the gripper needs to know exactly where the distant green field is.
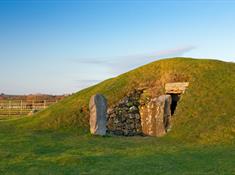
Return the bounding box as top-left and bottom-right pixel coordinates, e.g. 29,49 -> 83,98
0,58 -> 234,174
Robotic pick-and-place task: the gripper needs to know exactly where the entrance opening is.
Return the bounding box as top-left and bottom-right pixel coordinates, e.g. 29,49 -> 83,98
165,82 -> 189,115
169,94 -> 180,115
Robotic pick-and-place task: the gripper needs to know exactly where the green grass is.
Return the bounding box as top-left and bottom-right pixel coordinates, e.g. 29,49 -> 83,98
0,57 -> 235,174
0,125 -> 234,175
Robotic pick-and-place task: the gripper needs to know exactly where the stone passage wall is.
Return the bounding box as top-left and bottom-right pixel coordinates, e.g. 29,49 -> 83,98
106,91 -> 172,137
107,90 -> 143,136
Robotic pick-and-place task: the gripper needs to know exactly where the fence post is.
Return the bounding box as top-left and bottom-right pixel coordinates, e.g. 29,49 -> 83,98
43,100 -> 46,109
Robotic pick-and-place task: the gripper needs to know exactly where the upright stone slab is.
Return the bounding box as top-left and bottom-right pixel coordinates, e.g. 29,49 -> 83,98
140,95 -> 172,137
163,95 -> 172,131
89,94 -> 107,136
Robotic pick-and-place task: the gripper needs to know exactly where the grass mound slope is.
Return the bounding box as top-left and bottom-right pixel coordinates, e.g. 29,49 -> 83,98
17,58 -> 235,144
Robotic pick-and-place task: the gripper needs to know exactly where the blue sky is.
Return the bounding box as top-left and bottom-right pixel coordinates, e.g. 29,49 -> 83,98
0,0 -> 235,94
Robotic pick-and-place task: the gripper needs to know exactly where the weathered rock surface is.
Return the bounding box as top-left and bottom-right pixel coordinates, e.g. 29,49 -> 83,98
89,94 -> 107,136
140,95 -> 172,137
107,90 -> 143,136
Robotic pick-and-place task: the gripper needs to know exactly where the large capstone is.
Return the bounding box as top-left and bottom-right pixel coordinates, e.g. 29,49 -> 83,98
89,94 -> 107,136
140,95 -> 172,137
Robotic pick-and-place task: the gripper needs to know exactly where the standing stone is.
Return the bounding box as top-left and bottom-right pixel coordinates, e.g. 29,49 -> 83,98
89,94 -> 107,136
140,95 -> 172,137
163,95 -> 172,131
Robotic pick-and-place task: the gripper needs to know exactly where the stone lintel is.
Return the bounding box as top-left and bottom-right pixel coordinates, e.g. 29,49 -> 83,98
165,82 -> 189,94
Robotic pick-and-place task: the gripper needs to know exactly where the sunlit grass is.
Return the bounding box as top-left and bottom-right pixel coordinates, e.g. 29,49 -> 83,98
0,126 -> 234,174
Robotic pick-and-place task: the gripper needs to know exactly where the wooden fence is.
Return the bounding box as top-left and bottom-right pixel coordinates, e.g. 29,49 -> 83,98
0,100 -> 58,116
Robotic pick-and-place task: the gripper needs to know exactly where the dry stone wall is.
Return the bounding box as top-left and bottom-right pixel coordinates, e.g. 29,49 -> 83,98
107,90 -> 143,136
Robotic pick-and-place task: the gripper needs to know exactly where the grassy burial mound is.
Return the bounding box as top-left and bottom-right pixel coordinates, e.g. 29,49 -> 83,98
18,57 -> 235,144
0,57 -> 235,174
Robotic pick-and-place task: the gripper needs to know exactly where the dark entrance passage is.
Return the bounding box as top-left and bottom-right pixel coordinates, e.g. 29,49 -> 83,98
165,82 -> 189,115
169,94 -> 180,115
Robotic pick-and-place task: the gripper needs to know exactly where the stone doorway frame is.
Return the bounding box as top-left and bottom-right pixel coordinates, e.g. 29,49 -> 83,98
165,82 -> 189,116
